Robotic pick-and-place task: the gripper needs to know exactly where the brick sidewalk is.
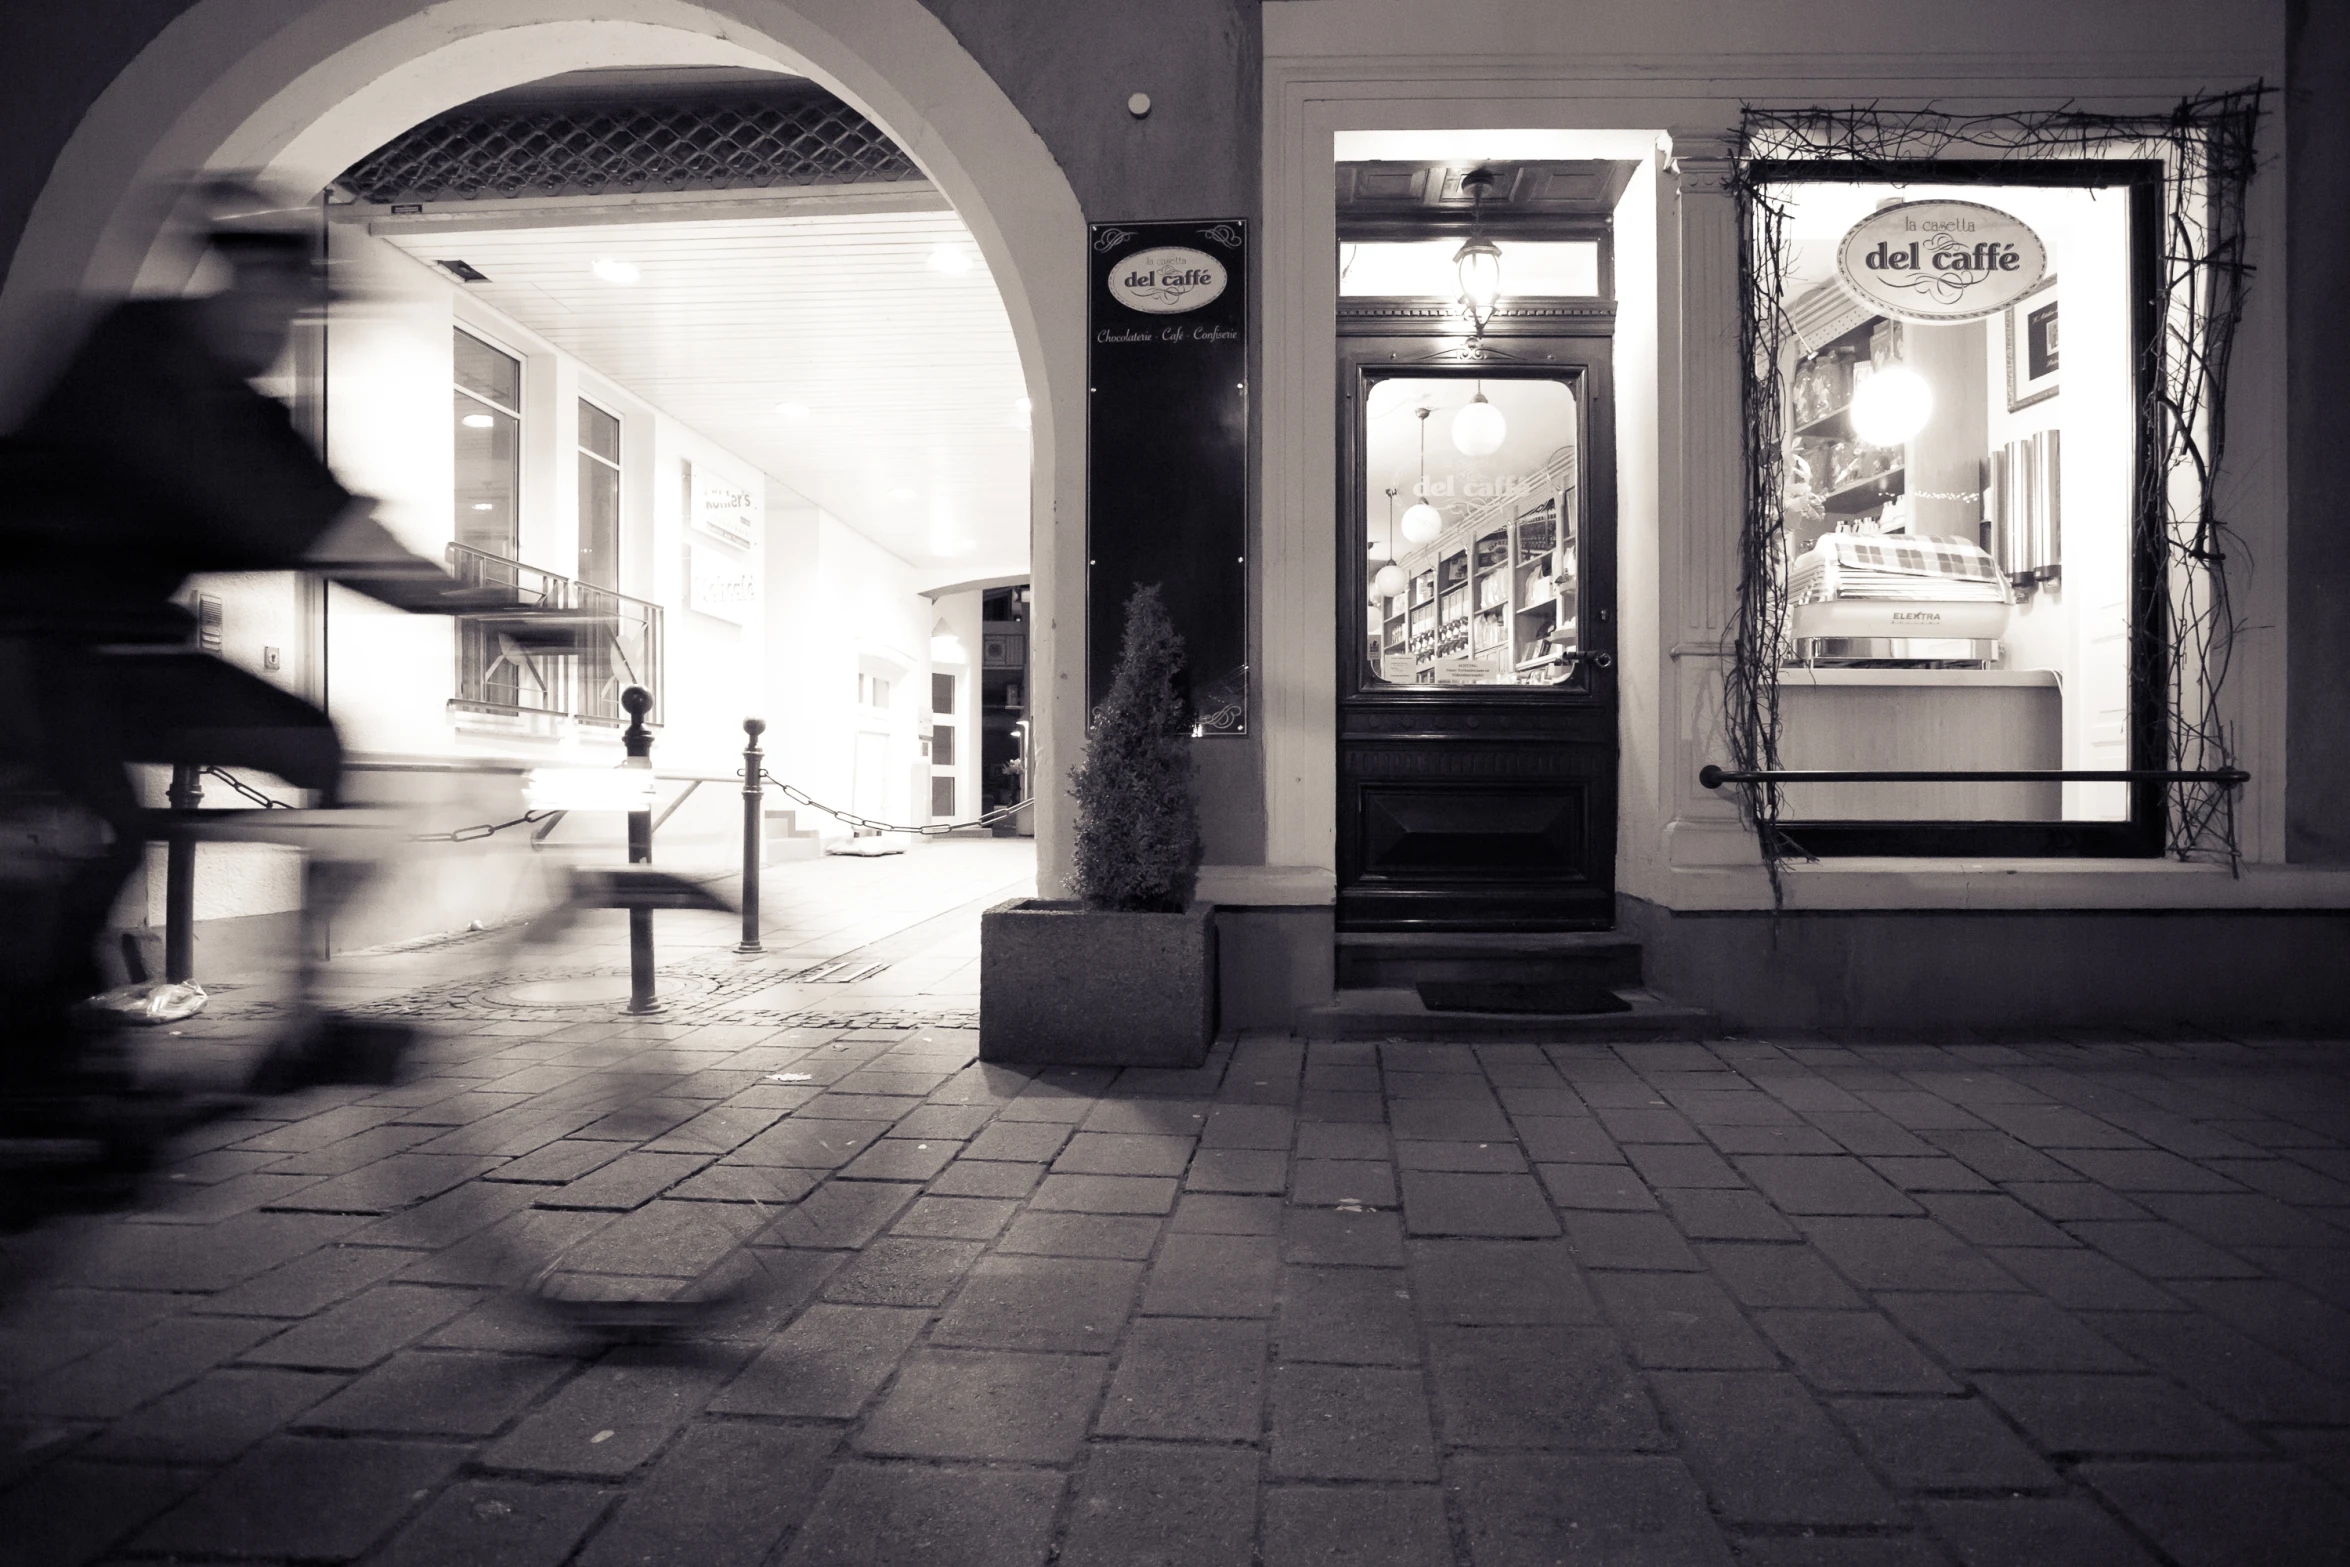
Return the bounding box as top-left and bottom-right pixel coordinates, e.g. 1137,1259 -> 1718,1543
6,1024 -> 2350,1565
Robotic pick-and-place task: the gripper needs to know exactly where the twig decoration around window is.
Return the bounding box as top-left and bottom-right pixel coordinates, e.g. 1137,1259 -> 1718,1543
1724,91 -> 2266,900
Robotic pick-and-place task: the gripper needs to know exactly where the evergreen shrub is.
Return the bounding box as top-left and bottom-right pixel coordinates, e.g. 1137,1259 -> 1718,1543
1070,583 -> 1203,912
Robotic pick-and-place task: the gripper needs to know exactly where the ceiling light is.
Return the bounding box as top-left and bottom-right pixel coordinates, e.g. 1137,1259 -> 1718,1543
1849,364 -> 1934,446
461,413 -> 494,429
1453,169 -> 1503,333
472,502 -> 494,511
1012,397 -> 1032,415
591,257 -> 640,285
1452,386 -> 1506,456
927,244 -> 973,276
1400,502 -> 1443,545
1374,562 -> 1407,599
775,402 -> 810,419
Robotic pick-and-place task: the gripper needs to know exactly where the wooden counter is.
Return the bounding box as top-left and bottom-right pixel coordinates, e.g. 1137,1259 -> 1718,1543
1777,667 -> 2062,820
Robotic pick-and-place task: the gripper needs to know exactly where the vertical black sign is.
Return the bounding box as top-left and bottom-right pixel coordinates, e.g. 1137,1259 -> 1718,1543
1088,220 -> 1248,732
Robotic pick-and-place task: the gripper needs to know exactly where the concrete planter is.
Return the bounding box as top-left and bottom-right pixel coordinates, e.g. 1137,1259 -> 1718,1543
979,899 -> 1217,1067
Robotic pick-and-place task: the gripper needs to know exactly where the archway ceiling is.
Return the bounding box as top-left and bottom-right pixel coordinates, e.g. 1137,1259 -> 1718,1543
378,201 -> 1029,582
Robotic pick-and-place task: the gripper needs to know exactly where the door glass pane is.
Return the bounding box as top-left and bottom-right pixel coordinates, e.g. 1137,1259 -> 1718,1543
1764,180 -> 2135,822
1360,376 -> 1578,688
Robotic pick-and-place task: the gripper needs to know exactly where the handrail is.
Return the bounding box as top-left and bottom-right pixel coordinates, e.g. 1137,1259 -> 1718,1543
1700,765 -> 2250,788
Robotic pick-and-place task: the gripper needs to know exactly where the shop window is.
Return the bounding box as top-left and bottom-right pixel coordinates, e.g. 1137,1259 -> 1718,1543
577,400 -> 621,589
1753,166 -> 2156,853
1359,376 -> 1583,689
932,672 -> 956,714
453,329 -> 520,558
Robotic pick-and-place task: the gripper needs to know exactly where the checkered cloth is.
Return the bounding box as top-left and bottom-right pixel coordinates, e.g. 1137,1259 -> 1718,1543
1790,534 -> 2010,605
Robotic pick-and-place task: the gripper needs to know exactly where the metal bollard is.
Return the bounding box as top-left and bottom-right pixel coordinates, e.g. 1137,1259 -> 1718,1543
738,717 -> 765,953
620,687 -> 661,1015
164,762 -> 203,982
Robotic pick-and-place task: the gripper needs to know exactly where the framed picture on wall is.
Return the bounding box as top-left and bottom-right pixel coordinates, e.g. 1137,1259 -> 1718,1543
2005,274 -> 2059,411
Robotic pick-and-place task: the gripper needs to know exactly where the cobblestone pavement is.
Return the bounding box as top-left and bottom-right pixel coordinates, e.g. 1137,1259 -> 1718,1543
7,1013 -> 2350,1565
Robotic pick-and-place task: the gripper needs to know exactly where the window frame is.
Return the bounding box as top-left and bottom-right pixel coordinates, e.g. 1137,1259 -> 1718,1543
576,396 -> 623,591
452,326 -> 523,560
1744,157 -> 2169,859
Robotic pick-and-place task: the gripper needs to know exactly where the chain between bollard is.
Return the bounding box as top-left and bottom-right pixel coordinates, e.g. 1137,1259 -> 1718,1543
753,769 -> 1031,837
193,767 -> 564,844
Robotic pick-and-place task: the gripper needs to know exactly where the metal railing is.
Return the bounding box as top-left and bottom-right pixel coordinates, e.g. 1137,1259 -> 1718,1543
447,543 -> 662,726
1699,765 -> 2250,789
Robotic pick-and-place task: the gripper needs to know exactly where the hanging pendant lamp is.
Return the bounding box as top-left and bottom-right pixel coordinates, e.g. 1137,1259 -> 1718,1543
1400,408 -> 1443,544
1453,168 -> 1504,333
1452,380 -> 1507,456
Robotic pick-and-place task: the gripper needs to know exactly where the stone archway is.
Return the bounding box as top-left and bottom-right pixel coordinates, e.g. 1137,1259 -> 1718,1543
0,0 -> 1084,889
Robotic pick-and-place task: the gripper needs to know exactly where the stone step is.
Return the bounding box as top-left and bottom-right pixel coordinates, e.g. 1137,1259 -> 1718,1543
1296,984 -> 1714,1041
1335,930 -> 1644,991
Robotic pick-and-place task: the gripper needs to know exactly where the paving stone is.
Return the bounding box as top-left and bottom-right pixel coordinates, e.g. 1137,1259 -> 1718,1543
2068,1219 -> 2263,1278
1033,1173 -> 1181,1214
238,1282 -> 482,1372
0,1456 -> 203,1567
375,1478 -> 616,1567
1053,1132 -> 1197,1177
1972,1372 -> 2259,1455
1659,1187 -> 1799,1241
1429,1324 -> 1664,1449
2053,1148 -> 2245,1192
1083,1098 -> 1214,1134
1623,1142 -> 1745,1189
1918,1128 -> 2081,1183
707,1302 -> 926,1418
959,1118 -> 1074,1163
1174,1193 -> 1284,1233
575,1421 -> 833,1567
85,1366 -> 345,1462
354,1177 -> 543,1248
1097,1316 -> 1267,1440
1834,1396 -> 2058,1491
132,1433 -> 465,1559
1394,1140 -> 1527,1173
398,1206 -> 615,1286
1060,1443 -> 1258,1567
641,1103 -> 789,1155
892,1104 -> 1000,1140
1143,1232 -> 1280,1316
924,1158 -> 1044,1198
1864,1155 -> 1999,1192
1984,1245 -> 2180,1310
1971,1103 -> 2147,1148
776,1462 -> 1063,1567
1277,1266 -> 1420,1365
1921,1497 -> 2160,1567
1756,1308 -> 1959,1392
1593,1272 -> 1777,1369
753,1180 -> 919,1248
1388,1097 -> 1513,1141
1452,1454 -> 1733,1567
997,1210 -> 1161,1258
1878,1291 -> 2138,1372
1204,1104 -> 1297,1148
1387,1070 -> 1498,1101
1293,1158 -> 1398,1207
552,1199 -> 767,1279
1797,1217 -> 2023,1292
265,1152 -> 504,1213
1706,1123 -> 1848,1156
2086,1309 -> 2350,1426
820,1236 -> 983,1306
1558,1210 -> 1702,1271
1300,1089 -> 1387,1123
1297,1122 -> 1393,1161
933,1255 -> 1142,1351
1513,1117 -> 1626,1166
855,1348 -> 1106,1461
1401,1170 -> 1561,1237
194,1243 -> 426,1319
1536,1162 -> 1660,1212
298,1347 -> 568,1436
885,1195 -> 1015,1242
1915,1191 -> 2077,1247
482,1345 -> 748,1477
1261,1485 -> 1453,1567
1595,1105 -> 1705,1144
1270,1363 -> 1439,1481
835,1137 -> 960,1181
2077,1461 -> 2350,1567
12,1310 -> 279,1418
530,1150 -> 709,1211
2137,1189 -> 2347,1249
729,1118 -> 896,1168
1189,1147 -> 1290,1192
1648,1372 -> 1897,1527
1285,1206 -> 1407,1266
1406,1238 -> 1599,1324
1854,1091 -> 1987,1132
55,1209 -> 363,1292
2168,1277 -> 2350,1381
1735,1156 -> 1921,1216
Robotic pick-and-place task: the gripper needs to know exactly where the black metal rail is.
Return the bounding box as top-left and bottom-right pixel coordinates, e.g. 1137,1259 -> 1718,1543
1699,765 -> 2250,789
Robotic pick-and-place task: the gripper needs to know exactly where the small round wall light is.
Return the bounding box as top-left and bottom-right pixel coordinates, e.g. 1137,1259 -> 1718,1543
1127,92 -> 1152,118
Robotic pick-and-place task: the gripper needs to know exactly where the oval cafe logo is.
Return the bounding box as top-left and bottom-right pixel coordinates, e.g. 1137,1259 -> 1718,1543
1108,246 -> 1228,315
1836,199 -> 2047,324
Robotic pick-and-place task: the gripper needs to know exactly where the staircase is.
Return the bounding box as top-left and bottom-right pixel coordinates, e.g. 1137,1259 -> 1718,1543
764,807 -> 824,863
1297,931 -> 1714,1040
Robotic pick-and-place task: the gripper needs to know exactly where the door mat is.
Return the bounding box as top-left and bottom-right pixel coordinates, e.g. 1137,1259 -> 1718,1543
1417,981 -> 1632,1016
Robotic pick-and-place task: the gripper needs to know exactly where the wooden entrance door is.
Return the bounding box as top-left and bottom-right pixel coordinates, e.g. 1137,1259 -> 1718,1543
1335,313 -> 1619,930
